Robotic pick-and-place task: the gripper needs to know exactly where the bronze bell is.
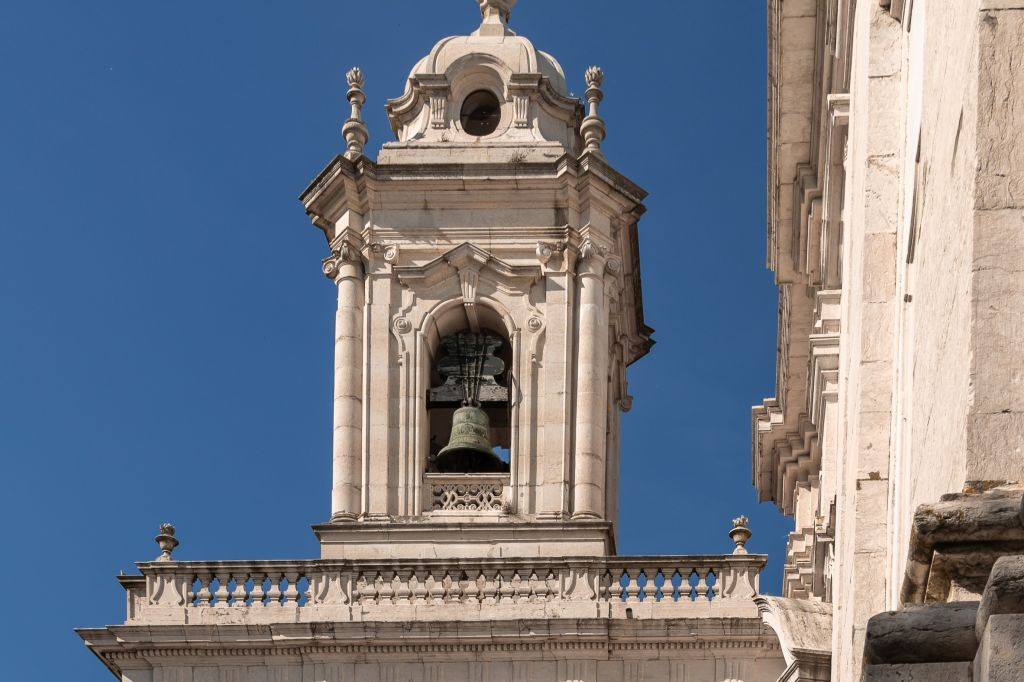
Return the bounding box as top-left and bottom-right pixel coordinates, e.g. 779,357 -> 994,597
435,406 -> 508,473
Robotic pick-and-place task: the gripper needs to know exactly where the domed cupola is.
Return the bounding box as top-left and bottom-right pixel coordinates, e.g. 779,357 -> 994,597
380,0 -> 584,163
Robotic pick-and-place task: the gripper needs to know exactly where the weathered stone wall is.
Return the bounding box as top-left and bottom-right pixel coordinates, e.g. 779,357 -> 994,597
968,5 -> 1024,483
893,0 -> 1024,597
759,0 -> 1024,678
832,4 -> 905,679
894,0 -> 979,598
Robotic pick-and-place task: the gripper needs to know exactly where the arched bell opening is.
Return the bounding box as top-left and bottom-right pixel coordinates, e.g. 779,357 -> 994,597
423,302 -> 513,475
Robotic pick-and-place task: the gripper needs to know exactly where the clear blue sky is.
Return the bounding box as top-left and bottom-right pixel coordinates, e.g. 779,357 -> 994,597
0,2 -> 787,678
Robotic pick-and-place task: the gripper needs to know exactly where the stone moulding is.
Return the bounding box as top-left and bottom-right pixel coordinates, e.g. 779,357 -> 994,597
77,617 -> 782,679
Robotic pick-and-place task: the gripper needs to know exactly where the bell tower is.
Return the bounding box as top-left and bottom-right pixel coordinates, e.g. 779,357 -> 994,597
301,0 -> 653,559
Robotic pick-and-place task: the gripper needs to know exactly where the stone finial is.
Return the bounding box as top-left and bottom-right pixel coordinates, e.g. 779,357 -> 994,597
580,66 -> 606,155
730,515 -> 752,554
477,0 -> 515,23
342,67 -> 369,160
154,523 -> 179,561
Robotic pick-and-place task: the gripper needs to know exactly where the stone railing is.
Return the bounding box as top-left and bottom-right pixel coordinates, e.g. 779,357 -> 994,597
122,554 -> 766,625
424,473 -> 508,512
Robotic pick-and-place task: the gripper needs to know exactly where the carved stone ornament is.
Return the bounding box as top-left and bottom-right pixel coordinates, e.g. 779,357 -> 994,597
369,242 -> 400,263
605,257 -> 623,275
322,243 -> 360,279
393,317 -> 412,334
477,0 -> 516,23
580,66 -> 607,154
730,516 -> 753,555
527,316 -> 544,333
432,479 -> 504,511
577,238 -> 606,262
154,523 -> 179,562
536,240 -> 566,268
342,67 -> 369,160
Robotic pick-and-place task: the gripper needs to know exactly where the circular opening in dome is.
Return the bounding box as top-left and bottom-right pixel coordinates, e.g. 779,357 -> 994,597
460,90 -> 501,137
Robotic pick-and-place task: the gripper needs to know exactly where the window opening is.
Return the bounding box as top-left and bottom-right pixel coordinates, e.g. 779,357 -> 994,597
460,90 -> 501,136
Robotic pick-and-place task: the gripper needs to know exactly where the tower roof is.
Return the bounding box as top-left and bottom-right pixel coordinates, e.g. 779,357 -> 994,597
382,0 -> 581,163
403,0 -> 568,97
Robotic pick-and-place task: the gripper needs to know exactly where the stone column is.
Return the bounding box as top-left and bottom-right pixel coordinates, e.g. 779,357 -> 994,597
324,245 -> 365,521
572,239 -> 609,519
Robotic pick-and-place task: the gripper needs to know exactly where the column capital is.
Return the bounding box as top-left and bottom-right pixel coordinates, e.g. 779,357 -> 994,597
576,238 -> 609,276
322,241 -> 365,280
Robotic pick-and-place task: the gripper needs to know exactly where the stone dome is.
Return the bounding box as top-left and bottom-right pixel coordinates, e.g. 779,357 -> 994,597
402,37 -> 568,98
382,0 -> 583,163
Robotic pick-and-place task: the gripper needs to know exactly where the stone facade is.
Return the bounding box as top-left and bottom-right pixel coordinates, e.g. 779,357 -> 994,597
755,0 -> 1024,680
78,2 -> 786,680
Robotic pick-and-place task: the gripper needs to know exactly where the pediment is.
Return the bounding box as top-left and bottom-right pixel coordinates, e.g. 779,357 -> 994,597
393,242 -> 541,291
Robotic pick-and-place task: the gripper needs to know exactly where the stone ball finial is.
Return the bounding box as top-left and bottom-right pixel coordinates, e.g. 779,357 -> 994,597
346,67 -> 364,90
729,515 -> 752,554
154,523 -> 179,561
477,0 -> 516,23
585,65 -> 605,89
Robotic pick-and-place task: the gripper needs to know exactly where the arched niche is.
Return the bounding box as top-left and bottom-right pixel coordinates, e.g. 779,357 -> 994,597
420,298 -> 516,474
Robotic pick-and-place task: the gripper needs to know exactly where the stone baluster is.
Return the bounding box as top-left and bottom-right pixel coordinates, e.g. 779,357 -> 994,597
624,568 -> 641,603
282,571 -> 300,606
231,571 -> 249,606
532,565 -> 548,598
266,571 -> 283,606
358,573 -> 377,605
186,575 -> 197,607
643,565 -> 659,598
410,571 -> 427,605
213,572 -> 231,607
395,571 -> 412,605
377,571 -> 395,606
711,565 -> 722,600
428,572 -> 445,604
446,571 -> 463,603
498,569 -> 515,604
249,570 -> 266,607
195,571 -> 212,607
695,568 -> 710,601
511,571 -> 528,603
659,568 -> 675,602
572,239 -> 610,519
464,571 -> 481,603
324,243 -> 365,522
598,568 -> 613,602
480,569 -> 499,605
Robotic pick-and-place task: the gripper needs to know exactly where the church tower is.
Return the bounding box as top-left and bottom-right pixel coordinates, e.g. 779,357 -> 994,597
301,0 -> 653,559
78,4 -> 786,680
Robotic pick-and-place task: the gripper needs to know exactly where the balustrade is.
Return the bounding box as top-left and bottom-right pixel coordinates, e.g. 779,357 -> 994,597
126,555 -> 763,625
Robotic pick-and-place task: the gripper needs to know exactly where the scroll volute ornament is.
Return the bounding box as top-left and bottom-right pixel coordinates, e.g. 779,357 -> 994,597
322,243 -> 361,280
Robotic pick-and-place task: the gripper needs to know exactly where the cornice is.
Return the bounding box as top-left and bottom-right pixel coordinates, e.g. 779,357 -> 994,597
80,618 -> 780,676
